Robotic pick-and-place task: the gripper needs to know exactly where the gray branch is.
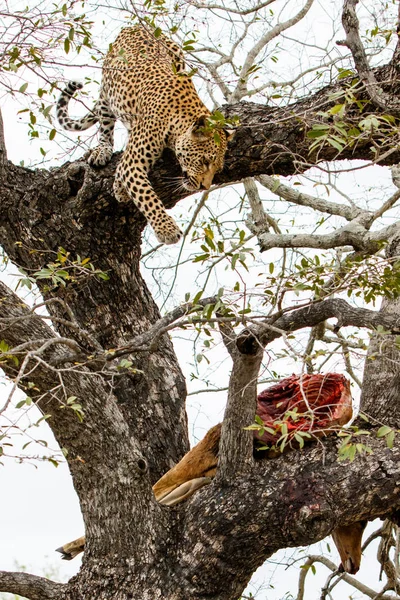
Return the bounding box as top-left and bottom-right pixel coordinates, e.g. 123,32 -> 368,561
257,174 -> 367,222
341,0 -> 400,116
0,571 -> 64,600
236,297 -> 400,354
296,556 -> 400,600
256,219 -> 400,253
0,108 -> 6,166
217,320 -> 263,481
230,0 -> 315,101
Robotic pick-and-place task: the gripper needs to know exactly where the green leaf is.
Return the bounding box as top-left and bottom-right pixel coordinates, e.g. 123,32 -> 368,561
386,430 -> 395,449
119,359 -> 133,369
329,103 -> 344,115
327,137 -> 344,152
377,425 -> 392,438
19,82 -> 28,93
97,272 -> 110,281
0,340 -> 10,353
192,290 -> 203,305
307,129 -> 327,139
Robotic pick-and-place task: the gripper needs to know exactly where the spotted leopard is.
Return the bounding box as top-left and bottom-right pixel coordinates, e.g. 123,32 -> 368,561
57,26 -> 231,244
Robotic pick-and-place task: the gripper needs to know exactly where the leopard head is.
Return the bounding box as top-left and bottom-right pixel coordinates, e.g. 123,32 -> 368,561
175,115 -> 233,191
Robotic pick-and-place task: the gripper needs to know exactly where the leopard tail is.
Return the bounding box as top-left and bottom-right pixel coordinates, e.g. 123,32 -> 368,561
56,81 -> 98,131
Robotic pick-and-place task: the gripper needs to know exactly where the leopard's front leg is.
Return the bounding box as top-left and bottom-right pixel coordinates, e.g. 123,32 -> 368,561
114,159 -> 183,245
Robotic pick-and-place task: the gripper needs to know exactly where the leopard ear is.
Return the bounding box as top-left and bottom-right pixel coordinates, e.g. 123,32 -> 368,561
192,115 -> 212,139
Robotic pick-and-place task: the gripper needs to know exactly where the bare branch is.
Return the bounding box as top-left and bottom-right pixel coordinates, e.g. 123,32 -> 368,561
0,570 -> 64,600
256,174 -> 367,222
340,0 -> 400,117
229,0 -> 315,101
256,218 -> 379,253
187,0 -> 277,16
243,177 -> 280,235
237,297 -> 400,353
296,556 -> 400,600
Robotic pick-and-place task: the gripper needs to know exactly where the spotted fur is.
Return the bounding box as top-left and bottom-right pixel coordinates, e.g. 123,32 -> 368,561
57,26 -> 231,244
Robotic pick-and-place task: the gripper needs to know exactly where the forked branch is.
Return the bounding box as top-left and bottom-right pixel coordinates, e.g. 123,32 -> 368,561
341,0 -> 400,116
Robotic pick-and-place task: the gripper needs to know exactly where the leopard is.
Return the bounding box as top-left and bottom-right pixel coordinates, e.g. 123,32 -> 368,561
56,25 -> 232,244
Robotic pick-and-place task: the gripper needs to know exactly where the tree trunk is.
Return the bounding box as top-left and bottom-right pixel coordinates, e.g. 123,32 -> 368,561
2,45 -> 400,598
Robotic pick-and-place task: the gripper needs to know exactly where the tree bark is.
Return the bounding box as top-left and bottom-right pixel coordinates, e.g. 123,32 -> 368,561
2,39 -> 400,599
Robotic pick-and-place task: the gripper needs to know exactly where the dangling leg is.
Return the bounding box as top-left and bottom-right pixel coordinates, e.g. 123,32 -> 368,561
87,99 -> 116,167
114,139 -> 182,244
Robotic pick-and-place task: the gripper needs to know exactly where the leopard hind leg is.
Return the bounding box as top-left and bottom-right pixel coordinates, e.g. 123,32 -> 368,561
87,98 -> 116,167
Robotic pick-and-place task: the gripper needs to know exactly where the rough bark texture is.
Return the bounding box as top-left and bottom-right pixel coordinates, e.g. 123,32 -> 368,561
2,35 -> 400,600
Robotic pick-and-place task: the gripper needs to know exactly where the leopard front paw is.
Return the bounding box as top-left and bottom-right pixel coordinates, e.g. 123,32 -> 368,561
87,145 -> 113,167
153,218 -> 183,245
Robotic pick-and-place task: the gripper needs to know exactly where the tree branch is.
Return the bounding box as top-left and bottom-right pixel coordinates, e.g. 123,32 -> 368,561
256,174 -> 367,222
188,0 -> 277,16
235,297 -> 400,355
296,556 -> 400,600
255,216 -> 400,252
341,0 -> 400,117
229,0 -> 315,101
217,319 -> 263,481
182,431 -> 400,598
0,571 -> 64,600
0,108 -> 6,166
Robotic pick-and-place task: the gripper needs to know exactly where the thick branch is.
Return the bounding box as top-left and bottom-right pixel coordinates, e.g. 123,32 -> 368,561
0,571 -> 64,600
256,218 -> 381,252
236,297 -> 400,360
182,431 -> 400,598
2,60 -> 400,230
217,321 -> 263,480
